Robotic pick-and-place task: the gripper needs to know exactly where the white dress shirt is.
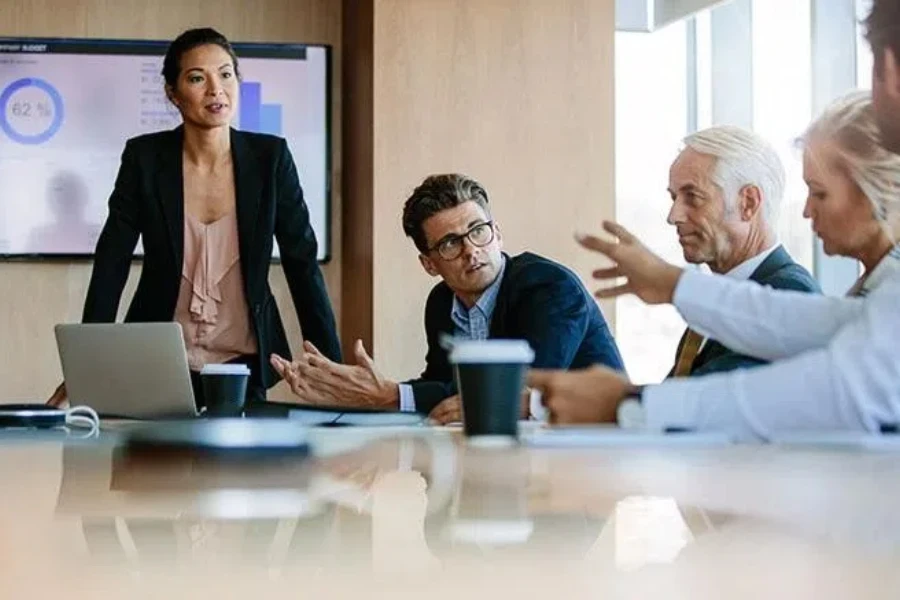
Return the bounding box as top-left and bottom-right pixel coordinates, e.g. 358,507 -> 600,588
848,245 -> 900,297
641,267 -> 900,441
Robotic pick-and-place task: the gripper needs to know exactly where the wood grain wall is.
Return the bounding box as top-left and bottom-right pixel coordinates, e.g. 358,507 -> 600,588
355,0 -> 618,380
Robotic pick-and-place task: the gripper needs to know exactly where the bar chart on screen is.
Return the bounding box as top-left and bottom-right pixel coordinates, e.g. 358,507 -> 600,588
239,81 -> 283,136
0,38 -> 330,259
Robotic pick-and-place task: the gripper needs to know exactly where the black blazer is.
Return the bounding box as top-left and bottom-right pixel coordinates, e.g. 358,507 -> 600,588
82,127 -> 341,387
407,252 -> 625,414
671,245 -> 820,377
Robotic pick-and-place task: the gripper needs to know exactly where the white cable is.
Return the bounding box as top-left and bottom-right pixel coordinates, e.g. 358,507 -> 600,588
64,405 -> 100,438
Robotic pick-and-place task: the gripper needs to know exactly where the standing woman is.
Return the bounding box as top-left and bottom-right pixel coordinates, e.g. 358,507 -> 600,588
49,28 -> 341,408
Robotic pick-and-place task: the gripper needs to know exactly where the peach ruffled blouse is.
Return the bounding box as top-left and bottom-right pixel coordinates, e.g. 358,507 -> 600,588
173,212 -> 258,372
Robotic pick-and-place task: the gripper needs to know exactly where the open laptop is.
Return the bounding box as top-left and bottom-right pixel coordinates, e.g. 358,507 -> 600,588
55,323 -> 198,419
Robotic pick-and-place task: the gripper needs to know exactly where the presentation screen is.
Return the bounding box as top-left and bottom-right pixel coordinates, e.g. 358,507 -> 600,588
0,37 -> 331,260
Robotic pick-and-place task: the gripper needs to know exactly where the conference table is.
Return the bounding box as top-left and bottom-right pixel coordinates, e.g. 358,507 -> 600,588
2,422 -> 899,599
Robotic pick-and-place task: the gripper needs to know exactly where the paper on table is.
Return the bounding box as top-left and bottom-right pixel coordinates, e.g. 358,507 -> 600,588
287,409 -> 424,427
771,432 -> 900,451
522,426 -> 734,448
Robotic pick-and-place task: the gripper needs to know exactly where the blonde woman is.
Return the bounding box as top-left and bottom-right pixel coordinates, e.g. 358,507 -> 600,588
801,91 -> 900,297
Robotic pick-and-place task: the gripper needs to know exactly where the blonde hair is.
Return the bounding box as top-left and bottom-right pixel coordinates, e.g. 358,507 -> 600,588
800,91 -> 900,240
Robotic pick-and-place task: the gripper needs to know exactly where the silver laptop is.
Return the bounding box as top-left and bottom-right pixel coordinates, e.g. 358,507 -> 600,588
55,323 -> 198,419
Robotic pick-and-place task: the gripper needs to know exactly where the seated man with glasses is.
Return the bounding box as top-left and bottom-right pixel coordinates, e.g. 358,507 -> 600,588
270,173 -> 624,422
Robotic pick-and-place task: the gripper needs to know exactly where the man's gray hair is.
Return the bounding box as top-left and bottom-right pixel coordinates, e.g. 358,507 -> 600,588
683,125 -> 786,225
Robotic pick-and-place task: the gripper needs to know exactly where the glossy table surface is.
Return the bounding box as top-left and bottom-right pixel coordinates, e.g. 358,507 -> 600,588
2,422 -> 900,599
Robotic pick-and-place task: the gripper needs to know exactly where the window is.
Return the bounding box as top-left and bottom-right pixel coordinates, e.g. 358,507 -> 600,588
615,0 -> 858,381
614,22 -> 691,383
857,0 -> 874,89
751,0 -> 814,270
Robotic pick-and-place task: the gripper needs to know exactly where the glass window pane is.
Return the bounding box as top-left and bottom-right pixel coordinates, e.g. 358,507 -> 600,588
695,12 -> 713,131
857,0 -> 874,89
752,0 -> 814,272
614,23 -> 690,383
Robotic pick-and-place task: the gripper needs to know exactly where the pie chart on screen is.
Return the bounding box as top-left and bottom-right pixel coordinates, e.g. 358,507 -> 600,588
0,37 -> 329,259
0,77 -> 64,145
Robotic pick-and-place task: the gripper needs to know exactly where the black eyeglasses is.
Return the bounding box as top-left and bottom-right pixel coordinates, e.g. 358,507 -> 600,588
427,221 -> 495,260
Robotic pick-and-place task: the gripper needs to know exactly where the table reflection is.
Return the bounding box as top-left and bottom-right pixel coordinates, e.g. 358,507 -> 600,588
52,431 -> 732,577
0,429 -> 896,598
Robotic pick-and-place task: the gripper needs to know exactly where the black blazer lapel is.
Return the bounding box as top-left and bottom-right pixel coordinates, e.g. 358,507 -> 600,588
422,285 -> 456,382
433,288 -> 456,339
155,127 -> 185,273
749,245 -> 791,283
487,252 -> 514,337
155,128 -> 263,283
231,129 -> 262,284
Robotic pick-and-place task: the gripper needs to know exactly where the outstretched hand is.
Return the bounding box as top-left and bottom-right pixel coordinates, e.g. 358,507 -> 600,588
270,339 -> 399,409
577,220 -> 683,305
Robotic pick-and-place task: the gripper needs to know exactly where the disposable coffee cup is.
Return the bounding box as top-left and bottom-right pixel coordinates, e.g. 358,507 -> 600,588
200,363 -> 251,417
449,339 -> 535,442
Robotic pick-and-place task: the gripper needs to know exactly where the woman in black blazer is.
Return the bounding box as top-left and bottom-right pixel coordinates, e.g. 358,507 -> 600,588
49,28 -> 340,408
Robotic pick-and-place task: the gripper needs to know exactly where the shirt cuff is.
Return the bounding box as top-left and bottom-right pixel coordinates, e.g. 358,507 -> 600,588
641,379 -> 706,432
398,384 -> 416,413
529,388 -> 548,421
616,398 -> 646,429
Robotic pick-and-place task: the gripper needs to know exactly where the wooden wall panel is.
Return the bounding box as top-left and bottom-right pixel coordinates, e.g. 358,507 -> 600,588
340,0 -> 374,357
368,0 -> 617,379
